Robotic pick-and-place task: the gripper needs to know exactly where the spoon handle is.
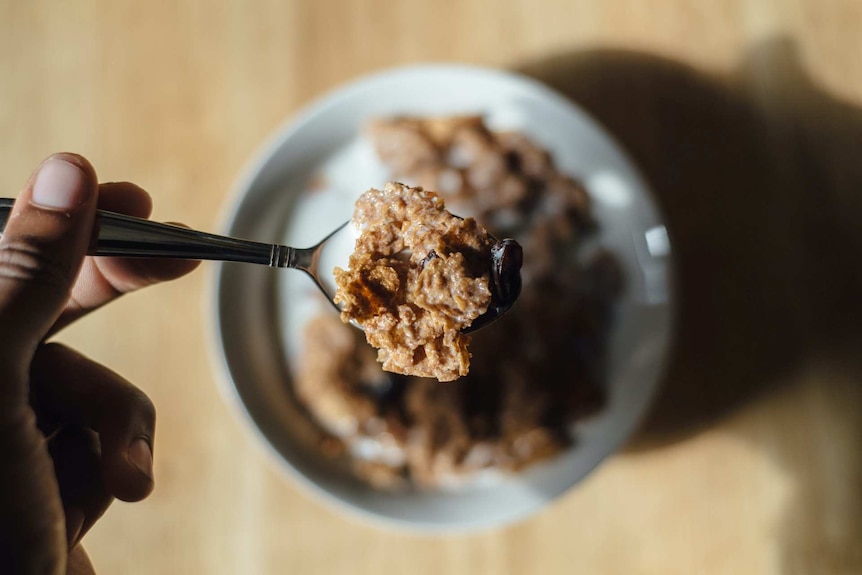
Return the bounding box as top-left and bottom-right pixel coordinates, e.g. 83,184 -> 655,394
0,198 -> 295,267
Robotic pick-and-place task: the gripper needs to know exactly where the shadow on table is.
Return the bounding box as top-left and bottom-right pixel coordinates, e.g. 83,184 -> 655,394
517,37 -> 862,571
518,38 -> 862,444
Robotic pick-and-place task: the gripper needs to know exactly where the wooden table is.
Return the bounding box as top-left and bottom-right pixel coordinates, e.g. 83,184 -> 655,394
2,1 -> 861,573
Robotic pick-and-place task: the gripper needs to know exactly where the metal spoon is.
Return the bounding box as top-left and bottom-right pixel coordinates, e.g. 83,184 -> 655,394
0,198 -> 521,333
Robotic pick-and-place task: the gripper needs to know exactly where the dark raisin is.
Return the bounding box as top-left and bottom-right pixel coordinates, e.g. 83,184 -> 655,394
490,239 -> 523,306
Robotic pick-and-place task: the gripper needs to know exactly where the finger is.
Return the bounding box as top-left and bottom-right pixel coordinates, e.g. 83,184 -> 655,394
67,544 -> 97,575
52,182 -> 200,333
0,408 -> 66,573
97,181 -> 153,217
46,426 -> 112,548
0,153 -> 98,377
31,344 -> 156,503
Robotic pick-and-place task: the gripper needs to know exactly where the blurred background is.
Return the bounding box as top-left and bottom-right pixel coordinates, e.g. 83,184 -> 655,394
2,1 -> 861,573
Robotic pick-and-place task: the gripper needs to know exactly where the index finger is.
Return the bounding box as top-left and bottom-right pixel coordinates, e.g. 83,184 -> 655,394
50,182 -> 200,334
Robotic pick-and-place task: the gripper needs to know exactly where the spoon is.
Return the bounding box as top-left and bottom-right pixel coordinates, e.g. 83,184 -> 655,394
0,198 -> 521,333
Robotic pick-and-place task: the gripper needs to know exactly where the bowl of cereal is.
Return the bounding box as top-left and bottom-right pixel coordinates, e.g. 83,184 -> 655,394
212,64 -> 673,531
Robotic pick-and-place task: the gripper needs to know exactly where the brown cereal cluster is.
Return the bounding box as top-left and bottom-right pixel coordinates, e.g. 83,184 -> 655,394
366,116 -> 594,281
333,183 -> 495,382
294,116 -> 622,489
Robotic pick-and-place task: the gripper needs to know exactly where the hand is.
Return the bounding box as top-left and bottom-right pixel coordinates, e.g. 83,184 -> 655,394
0,154 -> 199,574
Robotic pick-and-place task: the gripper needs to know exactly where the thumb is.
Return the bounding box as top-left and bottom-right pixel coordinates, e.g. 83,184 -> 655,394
0,154 -> 98,377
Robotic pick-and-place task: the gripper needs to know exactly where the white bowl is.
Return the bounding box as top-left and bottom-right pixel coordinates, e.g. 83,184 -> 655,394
212,64 -> 673,532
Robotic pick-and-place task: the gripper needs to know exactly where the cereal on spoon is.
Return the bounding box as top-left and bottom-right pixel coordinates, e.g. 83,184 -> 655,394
334,182 -> 497,382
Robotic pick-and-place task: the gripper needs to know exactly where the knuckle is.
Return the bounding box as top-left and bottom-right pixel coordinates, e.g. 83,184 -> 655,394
124,386 -> 156,426
36,341 -> 71,359
0,238 -> 73,290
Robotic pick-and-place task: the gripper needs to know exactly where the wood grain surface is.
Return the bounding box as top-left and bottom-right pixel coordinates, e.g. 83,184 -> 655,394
2,1 -> 861,573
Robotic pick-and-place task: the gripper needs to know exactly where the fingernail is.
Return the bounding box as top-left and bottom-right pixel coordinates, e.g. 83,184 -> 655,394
31,158 -> 88,210
127,437 -> 153,480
